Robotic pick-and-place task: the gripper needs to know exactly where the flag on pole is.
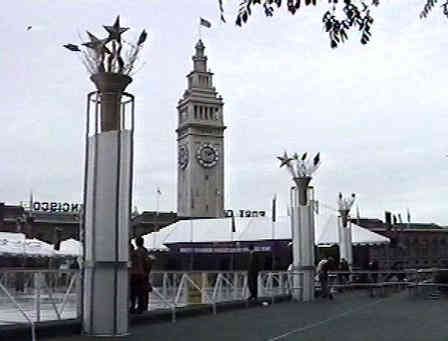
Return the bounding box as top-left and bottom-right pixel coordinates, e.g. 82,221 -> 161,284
272,194 -> 277,222
29,190 -> 34,211
200,17 -> 212,28
231,214 -> 236,233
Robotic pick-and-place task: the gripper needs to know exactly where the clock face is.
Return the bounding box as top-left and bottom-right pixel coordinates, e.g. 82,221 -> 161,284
196,143 -> 219,168
178,145 -> 189,169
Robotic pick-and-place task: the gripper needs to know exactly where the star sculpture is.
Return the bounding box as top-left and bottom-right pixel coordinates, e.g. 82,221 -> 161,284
103,16 -> 129,43
82,31 -> 111,54
65,16 -> 148,75
278,151 -> 321,179
277,151 -> 293,168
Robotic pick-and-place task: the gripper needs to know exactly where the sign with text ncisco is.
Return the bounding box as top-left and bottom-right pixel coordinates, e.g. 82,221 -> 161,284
32,202 -> 82,213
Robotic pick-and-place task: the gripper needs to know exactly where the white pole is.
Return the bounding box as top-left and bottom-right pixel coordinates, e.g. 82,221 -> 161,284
154,189 -> 160,250
190,219 -> 194,270
338,216 -> 353,267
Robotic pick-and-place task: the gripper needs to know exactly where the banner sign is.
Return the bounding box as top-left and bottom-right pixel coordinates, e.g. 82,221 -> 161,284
224,210 -> 266,218
179,246 -> 271,253
32,202 -> 81,213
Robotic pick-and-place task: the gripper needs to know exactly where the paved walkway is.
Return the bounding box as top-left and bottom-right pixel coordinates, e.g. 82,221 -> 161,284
36,291 -> 447,341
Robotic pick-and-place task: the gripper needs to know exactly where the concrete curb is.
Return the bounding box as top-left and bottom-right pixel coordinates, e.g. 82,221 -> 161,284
0,295 -> 292,340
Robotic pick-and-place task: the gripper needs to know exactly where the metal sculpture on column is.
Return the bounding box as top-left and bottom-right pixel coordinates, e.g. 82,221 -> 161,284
65,17 -> 147,336
278,151 -> 320,301
337,193 -> 356,268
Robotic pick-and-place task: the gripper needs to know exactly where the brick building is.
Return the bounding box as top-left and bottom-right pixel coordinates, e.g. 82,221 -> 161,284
354,218 -> 448,269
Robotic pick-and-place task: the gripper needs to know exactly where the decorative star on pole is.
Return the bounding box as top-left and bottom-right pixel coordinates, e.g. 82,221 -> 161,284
65,16 -> 148,76
277,151 -> 293,168
82,31 -> 111,54
103,16 -> 129,42
278,151 -> 321,179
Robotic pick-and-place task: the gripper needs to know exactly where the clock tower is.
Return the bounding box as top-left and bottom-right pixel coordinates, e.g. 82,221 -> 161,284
176,40 -> 226,218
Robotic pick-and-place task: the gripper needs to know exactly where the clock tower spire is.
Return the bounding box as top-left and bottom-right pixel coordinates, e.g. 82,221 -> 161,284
176,40 -> 226,218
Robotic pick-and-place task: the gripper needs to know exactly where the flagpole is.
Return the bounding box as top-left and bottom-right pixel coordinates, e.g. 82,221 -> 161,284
230,215 -> 234,271
271,194 -> 276,271
154,188 -> 161,250
198,18 -> 201,40
406,208 -> 411,228
356,204 -> 360,225
190,219 -> 194,270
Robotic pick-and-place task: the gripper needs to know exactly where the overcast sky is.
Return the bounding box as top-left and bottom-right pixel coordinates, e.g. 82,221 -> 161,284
1,0 -> 448,225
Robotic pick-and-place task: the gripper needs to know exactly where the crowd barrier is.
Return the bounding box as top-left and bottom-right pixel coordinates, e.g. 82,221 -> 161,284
0,268 -> 446,340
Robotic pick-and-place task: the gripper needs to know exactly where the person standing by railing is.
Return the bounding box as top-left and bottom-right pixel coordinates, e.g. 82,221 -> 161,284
368,260 -> 379,297
130,237 -> 152,314
369,260 -> 379,283
338,258 -> 350,284
317,256 -> 334,299
247,245 -> 260,301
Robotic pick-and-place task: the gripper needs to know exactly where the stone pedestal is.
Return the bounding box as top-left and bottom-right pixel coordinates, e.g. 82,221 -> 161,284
90,72 -> 132,132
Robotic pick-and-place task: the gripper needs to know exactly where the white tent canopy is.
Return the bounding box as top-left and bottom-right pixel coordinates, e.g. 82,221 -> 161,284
57,238 -> 83,256
142,214 -> 389,250
0,232 -> 57,257
315,214 -> 390,246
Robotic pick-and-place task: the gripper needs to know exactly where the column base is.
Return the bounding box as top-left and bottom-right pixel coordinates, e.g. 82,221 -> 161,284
83,262 -> 129,336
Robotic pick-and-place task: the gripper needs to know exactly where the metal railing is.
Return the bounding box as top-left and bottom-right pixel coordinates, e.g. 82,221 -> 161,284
1,267 -> 445,335
323,268 -> 448,298
0,270 -> 80,325
258,271 -> 303,303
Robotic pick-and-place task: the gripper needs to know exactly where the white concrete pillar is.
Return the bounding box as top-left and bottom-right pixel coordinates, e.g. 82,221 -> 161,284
83,131 -> 132,336
82,73 -> 133,336
290,186 -> 315,302
338,216 -> 353,267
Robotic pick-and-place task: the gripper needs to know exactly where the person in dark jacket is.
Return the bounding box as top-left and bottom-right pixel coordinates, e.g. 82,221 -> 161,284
338,258 -> 350,284
369,260 -> 379,283
368,259 -> 379,297
247,245 -> 259,300
130,237 -> 152,314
